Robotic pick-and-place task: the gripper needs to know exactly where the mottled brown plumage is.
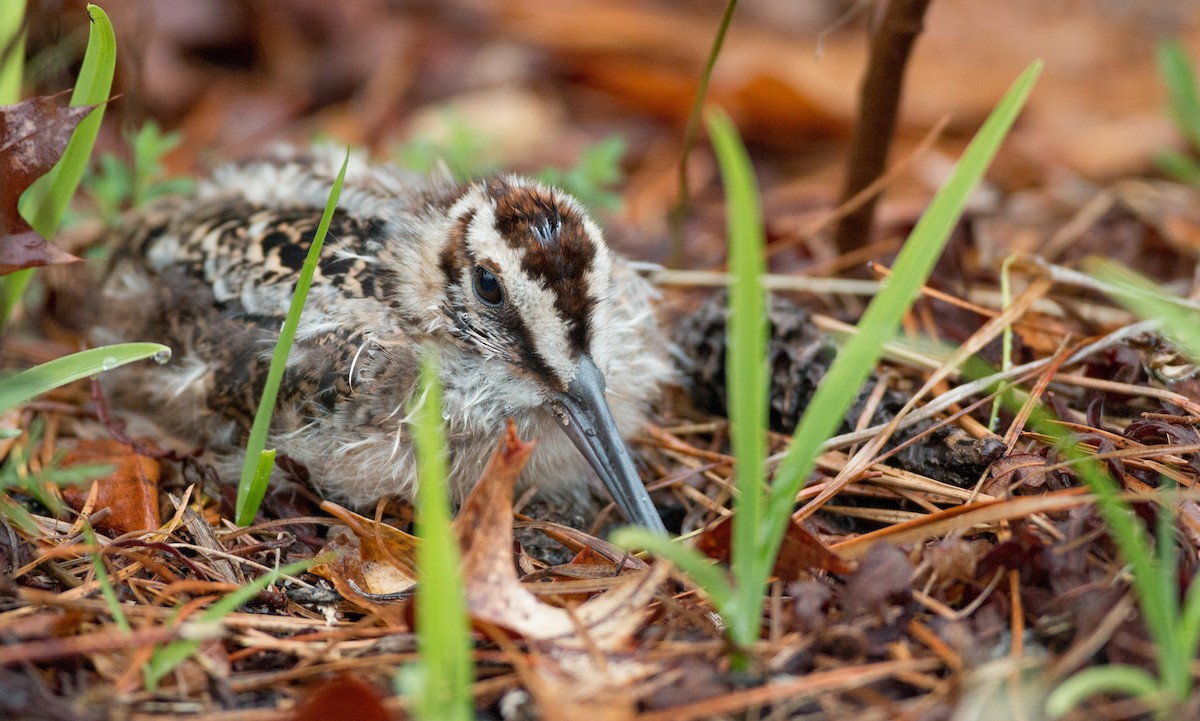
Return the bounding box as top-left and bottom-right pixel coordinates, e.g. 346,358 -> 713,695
93,148 -> 672,530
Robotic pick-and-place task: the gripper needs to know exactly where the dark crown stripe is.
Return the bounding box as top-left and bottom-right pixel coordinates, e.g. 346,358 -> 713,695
490,184 -> 598,357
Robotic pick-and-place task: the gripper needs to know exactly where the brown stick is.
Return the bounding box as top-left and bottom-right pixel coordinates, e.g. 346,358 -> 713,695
832,0 -> 934,254
668,0 -> 739,268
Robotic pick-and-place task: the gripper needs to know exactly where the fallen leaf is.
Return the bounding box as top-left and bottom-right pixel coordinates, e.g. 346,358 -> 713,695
0,230 -> 82,275
0,95 -> 95,272
455,421 -> 667,650
695,514 -> 853,578
984,452 -> 1050,496
318,501 -> 419,596
841,543 -> 913,618
291,675 -> 391,721
60,439 -> 161,535
311,502 -> 417,625
457,421 -> 668,717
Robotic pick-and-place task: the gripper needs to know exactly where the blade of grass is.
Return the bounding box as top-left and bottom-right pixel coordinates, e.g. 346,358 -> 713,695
235,149 -> 349,525
0,0 -> 25,104
1046,665 -> 1161,718
1155,148 -> 1200,186
143,555 -> 320,690
761,60 -> 1043,582
0,342 -> 169,412
1087,258 -> 1200,363
19,3 -> 115,237
82,522 -> 131,634
237,449 -> 275,527
705,108 -> 767,649
1157,39 -> 1200,151
1179,566 -> 1200,669
609,527 -> 735,612
403,355 -> 472,721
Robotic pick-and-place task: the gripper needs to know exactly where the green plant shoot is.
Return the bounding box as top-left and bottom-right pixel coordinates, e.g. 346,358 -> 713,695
396,354 -> 473,721
614,60 -> 1043,655
235,150 -> 349,526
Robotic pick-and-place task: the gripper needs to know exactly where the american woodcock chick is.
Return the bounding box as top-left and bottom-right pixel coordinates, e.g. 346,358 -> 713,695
93,148 -> 672,533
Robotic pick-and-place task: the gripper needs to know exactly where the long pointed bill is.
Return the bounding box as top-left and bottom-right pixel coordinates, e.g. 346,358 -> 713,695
545,356 -> 667,534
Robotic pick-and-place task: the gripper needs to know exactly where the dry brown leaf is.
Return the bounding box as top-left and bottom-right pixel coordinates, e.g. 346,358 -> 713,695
312,502 -> 418,622
455,420 -> 667,650
60,439 -> 161,535
515,518 -> 649,570
290,675 -> 391,721
0,95 -> 97,272
695,514 -> 853,578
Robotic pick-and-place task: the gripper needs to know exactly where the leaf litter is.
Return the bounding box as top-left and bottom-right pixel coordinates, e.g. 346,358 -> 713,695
7,2 -> 1200,720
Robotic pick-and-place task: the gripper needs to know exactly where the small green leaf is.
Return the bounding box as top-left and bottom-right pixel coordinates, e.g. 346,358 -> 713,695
1046,665 -> 1161,718
20,3 -> 117,238
0,343 -> 170,413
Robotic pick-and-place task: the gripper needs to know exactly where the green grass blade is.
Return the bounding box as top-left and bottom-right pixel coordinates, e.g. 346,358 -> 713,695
82,522 -> 131,634
0,0 -> 25,104
19,4 -> 116,238
762,60 -> 1043,571
1154,148 -> 1200,186
0,269 -> 34,331
405,355 -> 472,721
1088,259 -> 1200,363
704,108 -> 768,648
237,449 -> 276,527
1085,259 -> 1200,696
1158,39 -> 1200,151
1179,568 -> 1200,666
1046,664 -> 1161,718
235,149 -> 349,526
611,527 -> 736,613
144,556 -> 319,690
0,342 -> 169,413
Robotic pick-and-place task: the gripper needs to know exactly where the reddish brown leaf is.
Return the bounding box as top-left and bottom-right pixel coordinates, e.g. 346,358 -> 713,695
60,439 -> 161,535
290,675 -> 391,721
0,94 -> 97,272
696,514 -> 853,578
0,230 -> 81,275
841,543 -> 914,618
984,452 -> 1049,496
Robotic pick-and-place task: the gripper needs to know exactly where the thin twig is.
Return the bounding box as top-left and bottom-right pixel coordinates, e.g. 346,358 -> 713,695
667,0 -> 739,268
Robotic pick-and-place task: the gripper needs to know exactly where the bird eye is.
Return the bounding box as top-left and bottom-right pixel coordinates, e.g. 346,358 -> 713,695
472,266 -> 504,307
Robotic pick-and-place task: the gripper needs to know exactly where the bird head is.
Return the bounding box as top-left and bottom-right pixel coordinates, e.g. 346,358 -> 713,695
433,176 -> 666,534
